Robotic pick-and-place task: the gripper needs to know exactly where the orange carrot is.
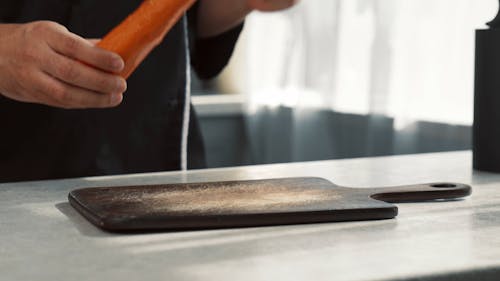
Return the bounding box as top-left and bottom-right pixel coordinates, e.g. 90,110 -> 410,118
98,0 -> 197,78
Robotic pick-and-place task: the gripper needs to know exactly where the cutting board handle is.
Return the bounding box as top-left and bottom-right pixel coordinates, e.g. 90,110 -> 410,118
367,183 -> 472,203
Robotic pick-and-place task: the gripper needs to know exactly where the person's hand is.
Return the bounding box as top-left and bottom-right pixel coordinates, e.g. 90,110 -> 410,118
0,21 -> 127,109
247,0 -> 299,12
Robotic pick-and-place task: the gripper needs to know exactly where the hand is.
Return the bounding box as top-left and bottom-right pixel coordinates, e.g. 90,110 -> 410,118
247,0 -> 299,12
0,21 -> 127,109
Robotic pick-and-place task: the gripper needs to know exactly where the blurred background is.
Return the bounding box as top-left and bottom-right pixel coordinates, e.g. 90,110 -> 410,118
191,0 -> 497,168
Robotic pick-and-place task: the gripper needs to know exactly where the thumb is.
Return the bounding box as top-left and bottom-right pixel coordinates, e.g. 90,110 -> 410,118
86,38 -> 101,45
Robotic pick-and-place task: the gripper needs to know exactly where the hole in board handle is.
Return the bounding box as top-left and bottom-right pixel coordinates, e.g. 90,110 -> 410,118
430,183 -> 457,188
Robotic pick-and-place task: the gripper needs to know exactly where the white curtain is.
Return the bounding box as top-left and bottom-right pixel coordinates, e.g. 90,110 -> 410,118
243,0 -> 497,125
223,0 -> 498,164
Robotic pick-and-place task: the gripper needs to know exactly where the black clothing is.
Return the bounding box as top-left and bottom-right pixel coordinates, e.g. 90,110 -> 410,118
0,1 -> 242,182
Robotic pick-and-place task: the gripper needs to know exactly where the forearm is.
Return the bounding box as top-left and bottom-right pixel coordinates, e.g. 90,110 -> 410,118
196,0 -> 251,38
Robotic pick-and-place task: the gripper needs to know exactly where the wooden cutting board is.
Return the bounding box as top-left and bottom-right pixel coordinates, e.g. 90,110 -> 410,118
68,177 -> 471,232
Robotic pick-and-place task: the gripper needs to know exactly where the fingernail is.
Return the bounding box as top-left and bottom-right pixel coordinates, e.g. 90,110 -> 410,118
112,57 -> 124,71
117,79 -> 127,92
110,93 -> 123,105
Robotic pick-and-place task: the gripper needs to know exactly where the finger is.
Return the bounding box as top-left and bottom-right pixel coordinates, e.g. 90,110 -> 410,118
46,25 -> 124,73
41,49 -> 127,95
250,0 -> 298,11
35,71 -> 123,109
87,39 -> 101,45
16,70 -> 69,108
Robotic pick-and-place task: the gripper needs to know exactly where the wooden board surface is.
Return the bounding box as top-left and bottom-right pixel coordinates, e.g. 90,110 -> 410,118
68,177 -> 471,232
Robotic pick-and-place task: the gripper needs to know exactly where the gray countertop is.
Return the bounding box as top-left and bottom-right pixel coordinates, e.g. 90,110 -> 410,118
1,151 -> 499,281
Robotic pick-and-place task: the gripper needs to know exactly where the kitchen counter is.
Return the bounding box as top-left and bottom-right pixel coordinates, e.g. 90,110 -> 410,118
1,151 -> 499,281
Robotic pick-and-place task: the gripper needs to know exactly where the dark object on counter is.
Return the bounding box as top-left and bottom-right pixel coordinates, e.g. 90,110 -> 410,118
474,0 -> 500,172
68,177 -> 471,232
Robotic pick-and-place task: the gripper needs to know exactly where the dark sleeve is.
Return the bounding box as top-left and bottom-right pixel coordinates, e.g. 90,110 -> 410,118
0,2 -> 24,22
188,3 -> 244,80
